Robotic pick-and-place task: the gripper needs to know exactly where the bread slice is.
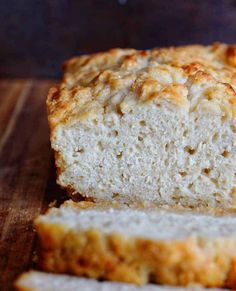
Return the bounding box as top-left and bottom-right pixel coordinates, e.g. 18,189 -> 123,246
47,43 -> 236,208
15,271 -> 211,291
35,201 -> 236,288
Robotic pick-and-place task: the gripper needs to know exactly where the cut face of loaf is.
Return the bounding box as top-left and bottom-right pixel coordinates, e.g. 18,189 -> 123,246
15,271 -> 208,291
47,44 -> 236,208
35,201 -> 236,288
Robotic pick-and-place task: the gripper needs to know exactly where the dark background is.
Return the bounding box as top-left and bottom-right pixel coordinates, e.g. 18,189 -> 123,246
1,0 -> 236,78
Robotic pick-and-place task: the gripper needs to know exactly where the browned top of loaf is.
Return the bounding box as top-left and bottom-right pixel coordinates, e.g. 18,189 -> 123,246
47,43 -> 236,129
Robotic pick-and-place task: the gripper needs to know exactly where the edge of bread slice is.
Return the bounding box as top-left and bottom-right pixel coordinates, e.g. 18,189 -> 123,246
15,271 -> 225,291
34,201 -> 236,288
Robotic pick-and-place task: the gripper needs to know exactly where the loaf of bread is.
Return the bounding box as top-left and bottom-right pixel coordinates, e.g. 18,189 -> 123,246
35,201 -> 236,288
16,271 -> 209,291
47,43 -> 236,208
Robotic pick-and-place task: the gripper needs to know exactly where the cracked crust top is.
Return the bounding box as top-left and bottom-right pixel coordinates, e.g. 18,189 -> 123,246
47,43 -> 236,129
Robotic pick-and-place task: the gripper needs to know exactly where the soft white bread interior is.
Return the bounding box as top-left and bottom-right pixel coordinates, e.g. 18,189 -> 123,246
34,201 -> 236,288
15,271 -> 225,291
47,44 -> 236,208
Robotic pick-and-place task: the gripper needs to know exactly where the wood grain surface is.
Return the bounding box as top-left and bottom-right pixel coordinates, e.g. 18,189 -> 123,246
0,79 -> 66,291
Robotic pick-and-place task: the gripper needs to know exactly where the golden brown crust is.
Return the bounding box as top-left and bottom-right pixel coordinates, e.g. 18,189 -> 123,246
34,201 -> 236,288
14,272 -> 36,291
36,225 -> 236,288
226,45 -> 236,67
47,44 -> 236,130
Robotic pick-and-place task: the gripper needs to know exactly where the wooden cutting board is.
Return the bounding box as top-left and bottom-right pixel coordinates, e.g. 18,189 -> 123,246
0,79 -> 66,291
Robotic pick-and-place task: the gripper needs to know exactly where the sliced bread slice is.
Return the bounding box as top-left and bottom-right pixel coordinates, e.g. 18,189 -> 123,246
35,201 -> 236,288
15,271 -> 223,290
15,271 -> 205,291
